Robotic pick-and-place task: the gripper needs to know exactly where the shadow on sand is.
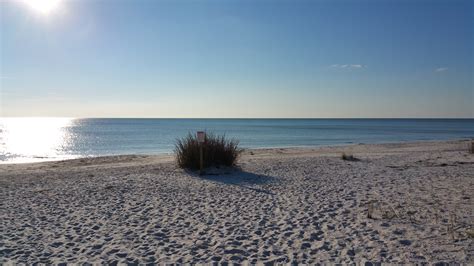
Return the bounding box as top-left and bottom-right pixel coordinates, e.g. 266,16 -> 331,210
185,168 -> 276,195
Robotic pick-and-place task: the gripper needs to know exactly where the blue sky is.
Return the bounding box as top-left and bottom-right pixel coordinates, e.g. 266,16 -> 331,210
1,0 -> 472,118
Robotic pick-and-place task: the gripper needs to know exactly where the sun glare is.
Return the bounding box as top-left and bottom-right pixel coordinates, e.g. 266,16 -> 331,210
22,0 -> 62,14
0,117 -> 75,163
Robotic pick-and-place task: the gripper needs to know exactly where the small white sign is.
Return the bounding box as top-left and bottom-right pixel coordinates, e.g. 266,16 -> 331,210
197,131 -> 205,143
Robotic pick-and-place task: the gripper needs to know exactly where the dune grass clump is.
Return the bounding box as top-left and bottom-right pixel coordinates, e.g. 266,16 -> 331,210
342,152 -> 359,161
175,132 -> 242,170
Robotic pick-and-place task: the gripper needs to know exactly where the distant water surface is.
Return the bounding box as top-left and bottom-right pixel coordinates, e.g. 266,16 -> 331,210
0,118 -> 473,163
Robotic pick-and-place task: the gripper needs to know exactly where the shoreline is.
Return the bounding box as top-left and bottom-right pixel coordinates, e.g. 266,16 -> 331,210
1,138 -> 472,166
1,139 -> 473,263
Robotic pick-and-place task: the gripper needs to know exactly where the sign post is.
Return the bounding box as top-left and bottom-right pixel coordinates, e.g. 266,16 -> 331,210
197,131 -> 205,175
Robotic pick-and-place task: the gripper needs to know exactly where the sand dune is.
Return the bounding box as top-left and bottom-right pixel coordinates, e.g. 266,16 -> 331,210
1,140 -> 473,263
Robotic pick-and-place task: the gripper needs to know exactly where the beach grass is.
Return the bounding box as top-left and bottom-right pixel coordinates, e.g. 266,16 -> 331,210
175,132 -> 242,170
341,152 -> 359,161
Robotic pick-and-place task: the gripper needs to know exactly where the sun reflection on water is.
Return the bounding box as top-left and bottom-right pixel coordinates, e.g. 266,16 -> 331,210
0,117 -> 77,163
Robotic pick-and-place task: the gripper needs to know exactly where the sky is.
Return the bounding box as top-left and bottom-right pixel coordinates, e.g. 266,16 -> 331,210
0,0 -> 473,118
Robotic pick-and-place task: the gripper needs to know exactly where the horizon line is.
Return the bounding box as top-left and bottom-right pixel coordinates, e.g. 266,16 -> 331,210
1,117 -> 473,120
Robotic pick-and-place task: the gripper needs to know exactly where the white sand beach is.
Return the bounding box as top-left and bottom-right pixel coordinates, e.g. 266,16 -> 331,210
1,140 -> 473,264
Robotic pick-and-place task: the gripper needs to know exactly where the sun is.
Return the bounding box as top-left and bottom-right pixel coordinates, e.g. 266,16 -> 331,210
22,0 -> 62,15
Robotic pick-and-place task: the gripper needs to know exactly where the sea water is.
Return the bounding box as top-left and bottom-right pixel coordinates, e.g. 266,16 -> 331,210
1,118 -> 473,163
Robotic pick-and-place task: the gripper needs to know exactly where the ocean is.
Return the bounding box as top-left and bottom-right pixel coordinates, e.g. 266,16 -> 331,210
1,118 -> 473,163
